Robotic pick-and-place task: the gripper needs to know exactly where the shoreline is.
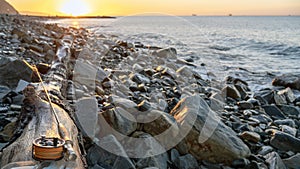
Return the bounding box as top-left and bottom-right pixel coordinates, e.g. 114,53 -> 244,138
1,14 -> 300,168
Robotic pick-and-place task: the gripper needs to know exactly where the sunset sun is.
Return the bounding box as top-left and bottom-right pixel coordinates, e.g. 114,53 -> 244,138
60,0 -> 90,16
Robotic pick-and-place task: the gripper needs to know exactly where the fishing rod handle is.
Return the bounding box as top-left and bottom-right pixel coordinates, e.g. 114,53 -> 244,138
64,141 -> 77,161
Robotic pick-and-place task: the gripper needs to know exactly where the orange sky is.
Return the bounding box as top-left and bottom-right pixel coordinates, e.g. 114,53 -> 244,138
6,0 -> 300,16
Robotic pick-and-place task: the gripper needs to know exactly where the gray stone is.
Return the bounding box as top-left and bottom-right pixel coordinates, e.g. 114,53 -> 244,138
154,47 -> 177,60
274,119 -> 296,128
101,107 -> 137,136
109,95 -> 138,113
274,92 -> 287,105
257,146 -> 274,156
0,86 -> 10,100
262,105 -> 286,119
237,101 -> 254,110
170,149 -> 180,163
265,152 -> 287,169
278,87 -> 296,103
283,153 -> 300,169
87,135 -> 135,168
222,85 -> 241,100
239,131 -> 261,143
174,154 -> 198,169
270,131 -> 300,152
231,158 -> 250,168
170,95 -> 250,164
130,73 -> 150,84
281,125 -> 297,136
0,58 -> 34,88
279,105 -> 300,116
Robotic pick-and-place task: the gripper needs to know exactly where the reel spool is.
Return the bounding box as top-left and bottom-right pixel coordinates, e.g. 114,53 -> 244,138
32,136 -> 65,161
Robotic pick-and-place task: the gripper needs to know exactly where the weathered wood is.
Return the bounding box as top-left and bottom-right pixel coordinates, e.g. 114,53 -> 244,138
0,34 -> 85,168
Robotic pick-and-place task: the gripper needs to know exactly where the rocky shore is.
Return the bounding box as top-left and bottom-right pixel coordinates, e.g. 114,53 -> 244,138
0,14 -> 300,169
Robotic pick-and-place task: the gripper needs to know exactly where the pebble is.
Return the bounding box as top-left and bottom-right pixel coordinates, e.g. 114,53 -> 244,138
240,131 -> 261,143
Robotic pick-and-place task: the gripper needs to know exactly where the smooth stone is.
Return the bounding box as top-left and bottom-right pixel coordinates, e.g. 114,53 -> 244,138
274,92 -> 287,105
257,146 -> 274,156
281,125 -> 297,136
249,114 -> 272,124
109,95 -> 138,113
265,152 -> 287,169
270,131 -> 300,152
174,154 -> 198,169
234,84 -> 248,100
222,85 -> 241,100
154,47 -> 177,60
170,95 -> 250,164
279,105 -> 300,116
283,153 -> 300,169
176,66 -> 194,78
274,119 -> 296,128
239,131 -> 261,143
272,74 -> 300,91
262,105 -> 286,119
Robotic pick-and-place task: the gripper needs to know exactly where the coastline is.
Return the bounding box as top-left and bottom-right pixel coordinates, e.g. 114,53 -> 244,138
1,14 -> 300,168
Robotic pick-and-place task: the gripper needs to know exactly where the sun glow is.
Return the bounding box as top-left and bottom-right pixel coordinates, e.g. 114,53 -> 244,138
60,0 -> 90,16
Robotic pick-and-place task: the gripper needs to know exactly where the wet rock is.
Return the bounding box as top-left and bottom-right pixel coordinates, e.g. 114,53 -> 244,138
0,86 -> 10,100
222,85 -> 241,100
282,153 -> 300,169
239,131 -> 261,143
170,95 -> 250,164
265,152 -> 287,169
270,131 -> 300,152
234,84 -> 249,100
231,158 -> 250,168
262,105 -> 286,119
274,92 -> 287,105
87,135 -> 135,169
174,154 -> 198,169
272,74 -> 300,91
0,58 -> 34,88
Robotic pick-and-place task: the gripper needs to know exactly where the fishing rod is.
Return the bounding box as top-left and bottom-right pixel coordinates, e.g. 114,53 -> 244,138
33,66 -> 77,161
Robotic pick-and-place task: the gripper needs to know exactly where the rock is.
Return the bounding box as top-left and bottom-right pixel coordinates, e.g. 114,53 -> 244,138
231,158 -> 250,168
137,100 -> 152,112
274,92 -> 287,105
142,110 -> 179,147
176,66 -> 194,78
278,87 -> 296,103
283,153 -> 300,169
235,84 -> 249,100
0,122 -> 16,142
170,95 -> 250,164
109,95 -> 138,113
154,47 -> 177,60
239,131 -> 261,143
174,154 -> 198,169
87,135 -> 135,169
262,105 -> 286,119
100,107 -> 137,136
265,152 -> 287,169
36,63 -> 50,74
0,86 -> 10,100
237,101 -> 254,110
272,74 -> 300,91
274,119 -> 296,128
279,105 -> 300,116
124,132 -> 168,169
130,73 -> 150,84
222,85 -> 241,100
0,58 -> 34,88
170,149 -> 180,163
270,131 -> 300,152
281,125 -> 297,136
257,146 -> 274,156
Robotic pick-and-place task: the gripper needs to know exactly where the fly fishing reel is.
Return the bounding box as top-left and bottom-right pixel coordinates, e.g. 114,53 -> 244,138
32,136 -> 65,161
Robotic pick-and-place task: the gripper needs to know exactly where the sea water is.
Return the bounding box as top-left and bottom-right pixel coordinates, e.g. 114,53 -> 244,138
46,16 -> 300,90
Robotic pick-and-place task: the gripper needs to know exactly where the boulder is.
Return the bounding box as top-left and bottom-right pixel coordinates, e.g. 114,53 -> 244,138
278,87 -> 296,103
272,74 -> 300,91
170,95 -> 250,164
283,153 -> 300,169
174,154 -> 198,169
265,152 -> 287,169
153,47 -> 177,60
222,85 -> 241,100
0,58 -> 34,88
262,105 -> 286,119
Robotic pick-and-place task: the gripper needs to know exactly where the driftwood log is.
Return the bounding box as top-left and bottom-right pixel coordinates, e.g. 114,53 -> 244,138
0,34 -> 85,168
